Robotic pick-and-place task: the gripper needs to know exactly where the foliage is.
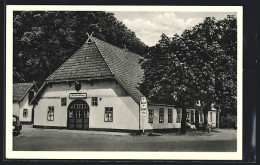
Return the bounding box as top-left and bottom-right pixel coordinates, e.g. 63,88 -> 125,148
140,16 -> 237,133
219,114 -> 237,128
13,11 -> 148,85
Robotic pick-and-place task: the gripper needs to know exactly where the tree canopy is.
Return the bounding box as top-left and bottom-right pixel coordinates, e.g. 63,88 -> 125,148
13,11 -> 148,84
139,16 -> 237,133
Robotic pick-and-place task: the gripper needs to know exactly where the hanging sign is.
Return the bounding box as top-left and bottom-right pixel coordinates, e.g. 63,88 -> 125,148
69,93 -> 87,99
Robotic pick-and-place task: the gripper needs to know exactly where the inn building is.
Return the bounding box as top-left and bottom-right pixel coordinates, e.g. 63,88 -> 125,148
30,36 -> 217,132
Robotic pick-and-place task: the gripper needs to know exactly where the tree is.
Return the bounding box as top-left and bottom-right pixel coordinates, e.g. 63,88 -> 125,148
140,34 -> 199,134
13,11 -> 149,85
140,16 -> 237,133
180,16 -> 237,121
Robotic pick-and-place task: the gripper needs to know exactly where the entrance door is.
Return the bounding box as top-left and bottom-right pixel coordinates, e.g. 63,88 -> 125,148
195,110 -> 199,128
67,99 -> 89,130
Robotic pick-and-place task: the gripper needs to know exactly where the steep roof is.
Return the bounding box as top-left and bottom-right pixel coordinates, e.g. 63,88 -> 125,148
13,82 -> 37,102
92,37 -> 144,102
45,37 -> 144,103
46,41 -> 113,81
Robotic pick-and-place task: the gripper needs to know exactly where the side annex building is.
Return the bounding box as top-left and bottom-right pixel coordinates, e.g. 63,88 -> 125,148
30,36 -> 217,132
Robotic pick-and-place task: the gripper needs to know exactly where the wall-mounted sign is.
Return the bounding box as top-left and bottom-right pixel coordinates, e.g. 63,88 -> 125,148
140,97 -> 147,104
69,93 -> 87,99
140,103 -> 147,109
141,109 -> 147,117
140,96 -> 147,117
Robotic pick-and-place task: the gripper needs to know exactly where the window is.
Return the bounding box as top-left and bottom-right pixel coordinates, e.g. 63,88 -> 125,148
159,108 -> 164,123
47,106 -> 54,121
186,112 -> 189,118
104,107 -> 113,122
168,109 -> 173,123
61,98 -> 67,106
148,109 -> 154,123
23,109 -> 28,118
69,110 -> 74,118
76,110 -> 82,118
176,109 -> 181,123
92,97 -> 98,106
84,111 -> 89,118
210,112 -> 213,122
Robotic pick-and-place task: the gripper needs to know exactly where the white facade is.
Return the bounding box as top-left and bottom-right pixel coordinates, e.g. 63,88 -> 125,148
13,91 -> 35,123
33,79 -> 217,131
33,79 -> 140,130
143,105 -> 181,130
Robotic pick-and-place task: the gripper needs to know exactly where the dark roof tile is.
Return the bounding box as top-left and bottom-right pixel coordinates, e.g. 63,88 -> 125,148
46,42 -> 113,81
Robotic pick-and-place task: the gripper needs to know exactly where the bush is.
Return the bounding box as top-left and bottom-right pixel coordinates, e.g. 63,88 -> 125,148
219,114 -> 237,128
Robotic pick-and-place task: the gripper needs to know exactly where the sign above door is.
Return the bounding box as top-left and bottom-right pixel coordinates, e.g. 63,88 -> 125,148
69,93 -> 87,99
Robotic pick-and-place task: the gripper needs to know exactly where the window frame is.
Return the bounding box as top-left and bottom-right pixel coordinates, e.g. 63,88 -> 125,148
104,107 -> 113,122
61,98 -> 67,106
159,108 -> 164,123
47,106 -> 54,121
92,97 -> 98,106
168,109 -> 173,123
23,109 -> 28,118
148,109 -> 154,123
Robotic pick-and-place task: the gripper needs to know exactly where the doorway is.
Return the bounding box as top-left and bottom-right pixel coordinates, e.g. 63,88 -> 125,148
67,99 -> 89,130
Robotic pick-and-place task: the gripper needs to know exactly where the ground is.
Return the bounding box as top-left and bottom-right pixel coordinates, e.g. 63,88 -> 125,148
13,125 -> 237,151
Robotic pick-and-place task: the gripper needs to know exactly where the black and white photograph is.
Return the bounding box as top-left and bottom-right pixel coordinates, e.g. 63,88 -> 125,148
6,5 -> 243,160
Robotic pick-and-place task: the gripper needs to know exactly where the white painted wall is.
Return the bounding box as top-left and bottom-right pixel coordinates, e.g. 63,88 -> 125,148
208,111 -> 217,127
33,79 -> 140,130
13,91 -> 35,123
13,102 -> 19,116
143,105 -> 181,130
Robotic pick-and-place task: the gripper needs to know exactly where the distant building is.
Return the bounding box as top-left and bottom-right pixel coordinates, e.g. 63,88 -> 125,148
13,82 -> 38,124
31,36 -> 216,132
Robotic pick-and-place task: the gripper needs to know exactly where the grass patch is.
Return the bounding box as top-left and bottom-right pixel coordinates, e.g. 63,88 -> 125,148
147,133 -> 162,136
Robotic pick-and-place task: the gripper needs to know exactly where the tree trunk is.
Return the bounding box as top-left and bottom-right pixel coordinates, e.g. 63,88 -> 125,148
180,107 -> 187,134
203,110 -> 209,132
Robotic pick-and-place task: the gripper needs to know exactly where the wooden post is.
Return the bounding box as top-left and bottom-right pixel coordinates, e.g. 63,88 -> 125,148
142,115 -> 144,134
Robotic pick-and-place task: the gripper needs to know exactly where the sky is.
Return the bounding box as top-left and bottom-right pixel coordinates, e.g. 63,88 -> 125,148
113,12 -> 236,46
